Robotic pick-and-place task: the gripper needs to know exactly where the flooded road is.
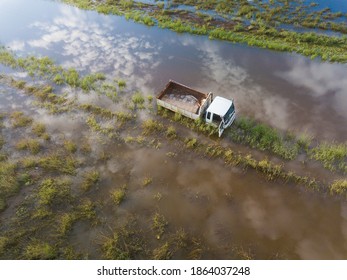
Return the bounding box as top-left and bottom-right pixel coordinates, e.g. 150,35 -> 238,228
0,0 -> 346,259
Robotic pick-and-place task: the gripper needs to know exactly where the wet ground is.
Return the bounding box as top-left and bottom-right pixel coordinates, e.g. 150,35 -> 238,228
0,0 -> 346,259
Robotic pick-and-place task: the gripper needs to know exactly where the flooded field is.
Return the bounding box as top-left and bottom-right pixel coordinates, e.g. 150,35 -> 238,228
0,0 -> 346,260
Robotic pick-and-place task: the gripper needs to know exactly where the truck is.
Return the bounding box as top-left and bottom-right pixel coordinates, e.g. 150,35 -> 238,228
156,80 -> 236,137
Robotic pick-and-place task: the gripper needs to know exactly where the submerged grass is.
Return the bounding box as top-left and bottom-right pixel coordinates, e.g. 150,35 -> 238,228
10,111 -> 33,128
38,153 -> 79,175
59,1 -> 347,63
152,212 -> 168,240
57,212 -> 77,235
15,139 -> 41,155
101,220 -> 145,260
81,170 -> 100,192
142,119 -> 164,135
37,178 -> 71,206
24,241 -> 56,260
63,140 -> 77,154
111,185 -> 127,205
0,47 -> 107,89
329,180 -> 347,197
0,162 -> 18,211
309,142 -> 347,173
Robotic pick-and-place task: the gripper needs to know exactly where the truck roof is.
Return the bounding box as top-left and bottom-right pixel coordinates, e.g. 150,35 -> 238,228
206,96 -> 233,117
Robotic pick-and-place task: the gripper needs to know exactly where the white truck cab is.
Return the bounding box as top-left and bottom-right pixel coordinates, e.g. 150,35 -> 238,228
205,96 -> 236,137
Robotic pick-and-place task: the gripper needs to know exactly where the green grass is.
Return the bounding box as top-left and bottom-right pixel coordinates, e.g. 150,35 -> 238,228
76,198 -> 96,220
329,180 -> 347,196
0,135 -> 4,150
184,137 -> 198,149
0,236 -> 9,255
111,186 -> 126,205
142,176 -> 152,187
57,212 -> 77,235
32,123 -> 46,137
37,178 -> 71,206
38,153 -> 78,175
80,73 -> 106,91
0,162 -> 18,208
117,79 -> 126,88
309,142 -> 347,173
100,219 -> 145,260
153,242 -> 172,260
166,126 -> 177,139
142,119 -> 164,135
63,140 -> 77,153
20,157 -> 37,169
101,232 -> 130,260
10,111 -> 32,128
15,139 -> 41,155
81,170 -> 100,191
152,212 -> 168,240
86,116 -> 115,137
53,73 -> 64,85
131,91 -> 145,108
24,242 -> 56,259
0,48 -> 115,97
229,117 -> 299,160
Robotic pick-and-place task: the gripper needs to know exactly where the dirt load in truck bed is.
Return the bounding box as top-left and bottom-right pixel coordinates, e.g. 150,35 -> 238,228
157,81 -> 208,114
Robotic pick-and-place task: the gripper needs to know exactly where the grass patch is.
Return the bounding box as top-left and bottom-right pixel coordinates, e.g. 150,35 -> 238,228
111,185 -> 127,205
57,212 -> 77,235
0,135 -> 4,150
63,140 -> 77,153
132,91 -> 145,109
10,111 -> 32,128
81,170 -> 100,192
76,199 -> 96,220
153,242 -> 172,260
166,126 -> 177,139
15,139 -> 41,154
24,242 -> 56,259
142,119 -> 164,135
37,178 -> 71,206
39,153 -> 78,175
0,162 -> 18,205
101,222 -> 145,260
142,176 -> 152,187
0,236 -> 9,255
118,79 -> 126,88
32,123 -> 46,137
152,212 -> 168,240
229,117 -> 299,160
184,137 -> 198,149
309,142 -> 347,173
329,180 -> 347,196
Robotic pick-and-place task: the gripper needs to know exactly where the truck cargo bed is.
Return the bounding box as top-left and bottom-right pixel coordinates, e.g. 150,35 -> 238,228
157,80 -> 212,120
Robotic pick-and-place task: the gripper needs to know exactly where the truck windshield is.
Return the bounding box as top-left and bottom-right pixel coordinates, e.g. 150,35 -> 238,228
223,103 -> 235,123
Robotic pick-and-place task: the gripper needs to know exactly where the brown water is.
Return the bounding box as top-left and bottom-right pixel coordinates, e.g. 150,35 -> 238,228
0,0 -> 346,260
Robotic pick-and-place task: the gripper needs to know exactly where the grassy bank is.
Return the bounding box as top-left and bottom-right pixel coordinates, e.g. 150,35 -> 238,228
60,0 -> 347,63
157,107 -> 347,175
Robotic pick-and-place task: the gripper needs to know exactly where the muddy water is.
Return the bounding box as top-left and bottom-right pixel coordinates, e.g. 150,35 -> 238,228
84,143 -> 347,259
0,0 -> 346,259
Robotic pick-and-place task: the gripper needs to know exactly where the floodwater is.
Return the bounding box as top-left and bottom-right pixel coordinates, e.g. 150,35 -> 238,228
0,0 -> 346,259
1,0 -> 347,141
